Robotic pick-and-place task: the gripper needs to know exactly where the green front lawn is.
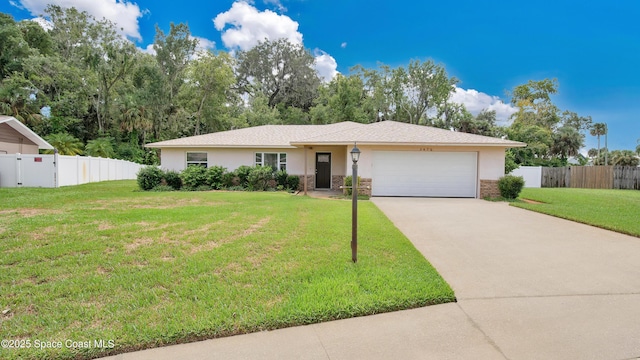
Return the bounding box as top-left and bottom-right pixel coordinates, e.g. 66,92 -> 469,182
514,188 -> 640,237
0,181 -> 454,360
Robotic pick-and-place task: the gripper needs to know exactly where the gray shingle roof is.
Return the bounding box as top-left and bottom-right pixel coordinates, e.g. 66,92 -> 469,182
146,121 -> 365,148
291,121 -> 525,147
146,120 -> 525,148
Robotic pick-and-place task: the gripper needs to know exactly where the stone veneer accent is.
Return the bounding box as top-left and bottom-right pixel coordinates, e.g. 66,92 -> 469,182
332,175 -> 345,191
297,175 -> 370,195
480,179 -> 500,198
298,175 -> 315,192
342,177 -> 372,196
359,178 -> 372,196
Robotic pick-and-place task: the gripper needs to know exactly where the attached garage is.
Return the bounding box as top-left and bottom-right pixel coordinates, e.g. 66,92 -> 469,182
150,120 -> 526,198
371,151 -> 478,197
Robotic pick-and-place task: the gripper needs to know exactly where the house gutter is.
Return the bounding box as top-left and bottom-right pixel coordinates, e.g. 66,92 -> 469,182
289,141 -> 527,148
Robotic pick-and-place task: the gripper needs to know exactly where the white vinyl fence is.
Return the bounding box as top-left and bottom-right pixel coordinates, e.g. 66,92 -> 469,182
509,166 -> 542,188
0,153 -> 143,188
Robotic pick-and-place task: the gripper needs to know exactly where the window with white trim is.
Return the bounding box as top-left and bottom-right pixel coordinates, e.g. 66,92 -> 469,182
255,152 -> 286,171
186,152 -> 208,167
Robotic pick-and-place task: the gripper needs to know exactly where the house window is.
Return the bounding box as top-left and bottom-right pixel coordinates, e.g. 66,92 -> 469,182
255,152 -> 286,171
186,152 -> 208,167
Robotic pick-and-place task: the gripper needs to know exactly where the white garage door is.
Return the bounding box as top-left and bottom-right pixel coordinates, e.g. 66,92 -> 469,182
372,151 -> 477,197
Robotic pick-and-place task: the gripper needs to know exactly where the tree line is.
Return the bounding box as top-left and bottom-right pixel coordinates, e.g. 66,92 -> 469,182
1,6 -> 637,167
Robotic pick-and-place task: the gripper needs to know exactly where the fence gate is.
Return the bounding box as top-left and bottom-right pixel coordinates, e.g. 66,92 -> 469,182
0,154 -> 56,188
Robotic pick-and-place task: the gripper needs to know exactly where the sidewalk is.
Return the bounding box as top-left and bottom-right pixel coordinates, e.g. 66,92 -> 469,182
102,303 -> 504,360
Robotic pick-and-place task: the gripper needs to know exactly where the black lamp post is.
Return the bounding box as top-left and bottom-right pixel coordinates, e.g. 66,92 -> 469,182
350,143 -> 360,263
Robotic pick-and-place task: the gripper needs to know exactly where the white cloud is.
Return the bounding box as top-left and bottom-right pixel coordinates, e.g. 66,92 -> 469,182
193,36 -> 216,52
9,1 -> 24,9
15,0 -> 144,41
214,2 -> 339,82
314,50 -> 339,82
449,87 -> 518,124
264,0 -> 287,12
213,1 -> 302,51
30,16 -> 53,31
341,42 -> 347,48
138,43 -> 155,55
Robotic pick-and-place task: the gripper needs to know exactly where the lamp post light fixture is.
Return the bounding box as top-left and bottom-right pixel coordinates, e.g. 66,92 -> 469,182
350,143 -> 360,263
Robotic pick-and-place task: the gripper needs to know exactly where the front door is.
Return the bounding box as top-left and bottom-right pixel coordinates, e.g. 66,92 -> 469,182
315,153 -> 331,189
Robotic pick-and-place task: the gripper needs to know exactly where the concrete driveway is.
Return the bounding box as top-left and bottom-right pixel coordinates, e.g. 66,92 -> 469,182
103,198 -> 640,360
372,198 -> 640,359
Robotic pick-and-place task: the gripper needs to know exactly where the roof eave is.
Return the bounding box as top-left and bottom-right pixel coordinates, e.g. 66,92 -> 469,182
145,144 -> 297,149
1,117 -> 54,150
290,141 -> 527,148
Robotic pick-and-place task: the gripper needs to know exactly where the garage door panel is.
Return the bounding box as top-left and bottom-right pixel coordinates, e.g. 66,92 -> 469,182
372,151 -> 477,197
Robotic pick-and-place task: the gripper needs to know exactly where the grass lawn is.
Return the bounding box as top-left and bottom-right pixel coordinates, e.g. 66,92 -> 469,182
514,188 -> 640,237
0,181 -> 454,360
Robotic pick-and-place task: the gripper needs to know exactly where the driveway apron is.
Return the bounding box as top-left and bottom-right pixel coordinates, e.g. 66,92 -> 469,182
372,197 -> 640,360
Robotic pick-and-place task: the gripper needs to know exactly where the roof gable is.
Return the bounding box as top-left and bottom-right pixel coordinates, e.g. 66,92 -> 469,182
0,116 -> 54,150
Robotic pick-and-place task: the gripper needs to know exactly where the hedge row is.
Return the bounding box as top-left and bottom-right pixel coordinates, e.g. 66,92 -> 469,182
137,165 -> 300,192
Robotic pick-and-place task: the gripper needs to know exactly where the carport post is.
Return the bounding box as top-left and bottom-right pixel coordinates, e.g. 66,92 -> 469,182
351,144 -> 360,263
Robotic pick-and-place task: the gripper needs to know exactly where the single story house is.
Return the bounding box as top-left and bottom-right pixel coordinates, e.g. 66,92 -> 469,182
0,115 -> 53,154
146,120 -> 525,198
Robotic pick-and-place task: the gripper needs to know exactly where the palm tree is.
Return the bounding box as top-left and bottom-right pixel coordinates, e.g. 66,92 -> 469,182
85,137 -> 115,158
586,148 -> 598,165
590,123 -> 607,162
44,133 -> 83,155
636,138 -> 640,156
551,126 -> 583,162
610,150 -> 640,167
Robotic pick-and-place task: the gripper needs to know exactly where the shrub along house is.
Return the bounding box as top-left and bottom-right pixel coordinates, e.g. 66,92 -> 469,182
146,120 -> 525,198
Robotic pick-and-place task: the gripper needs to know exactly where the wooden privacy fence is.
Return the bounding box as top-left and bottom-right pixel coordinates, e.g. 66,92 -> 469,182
541,166 -> 640,190
541,167 -> 571,188
614,166 -> 640,190
570,166 -> 613,189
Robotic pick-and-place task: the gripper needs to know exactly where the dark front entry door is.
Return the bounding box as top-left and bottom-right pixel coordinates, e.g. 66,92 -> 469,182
315,153 -> 331,189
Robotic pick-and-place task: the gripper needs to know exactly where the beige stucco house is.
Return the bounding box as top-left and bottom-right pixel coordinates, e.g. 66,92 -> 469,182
146,121 -> 525,198
0,115 -> 53,154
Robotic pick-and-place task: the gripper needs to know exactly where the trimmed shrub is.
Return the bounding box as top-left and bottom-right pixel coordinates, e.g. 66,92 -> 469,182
498,175 -> 525,199
206,166 -> 227,190
234,165 -> 252,188
137,166 -> 163,191
344,175 -> 361,196
163,170 -> 182,190
222,172 -> 236,188
181,165 -> 208,188
275,170 -> 288,188
151,185 -> 174,192
247,166 -> 273,191
286,175 -> 300,191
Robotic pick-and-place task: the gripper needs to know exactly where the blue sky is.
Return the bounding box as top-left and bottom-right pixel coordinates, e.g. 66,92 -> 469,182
2,0 -> 639,151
